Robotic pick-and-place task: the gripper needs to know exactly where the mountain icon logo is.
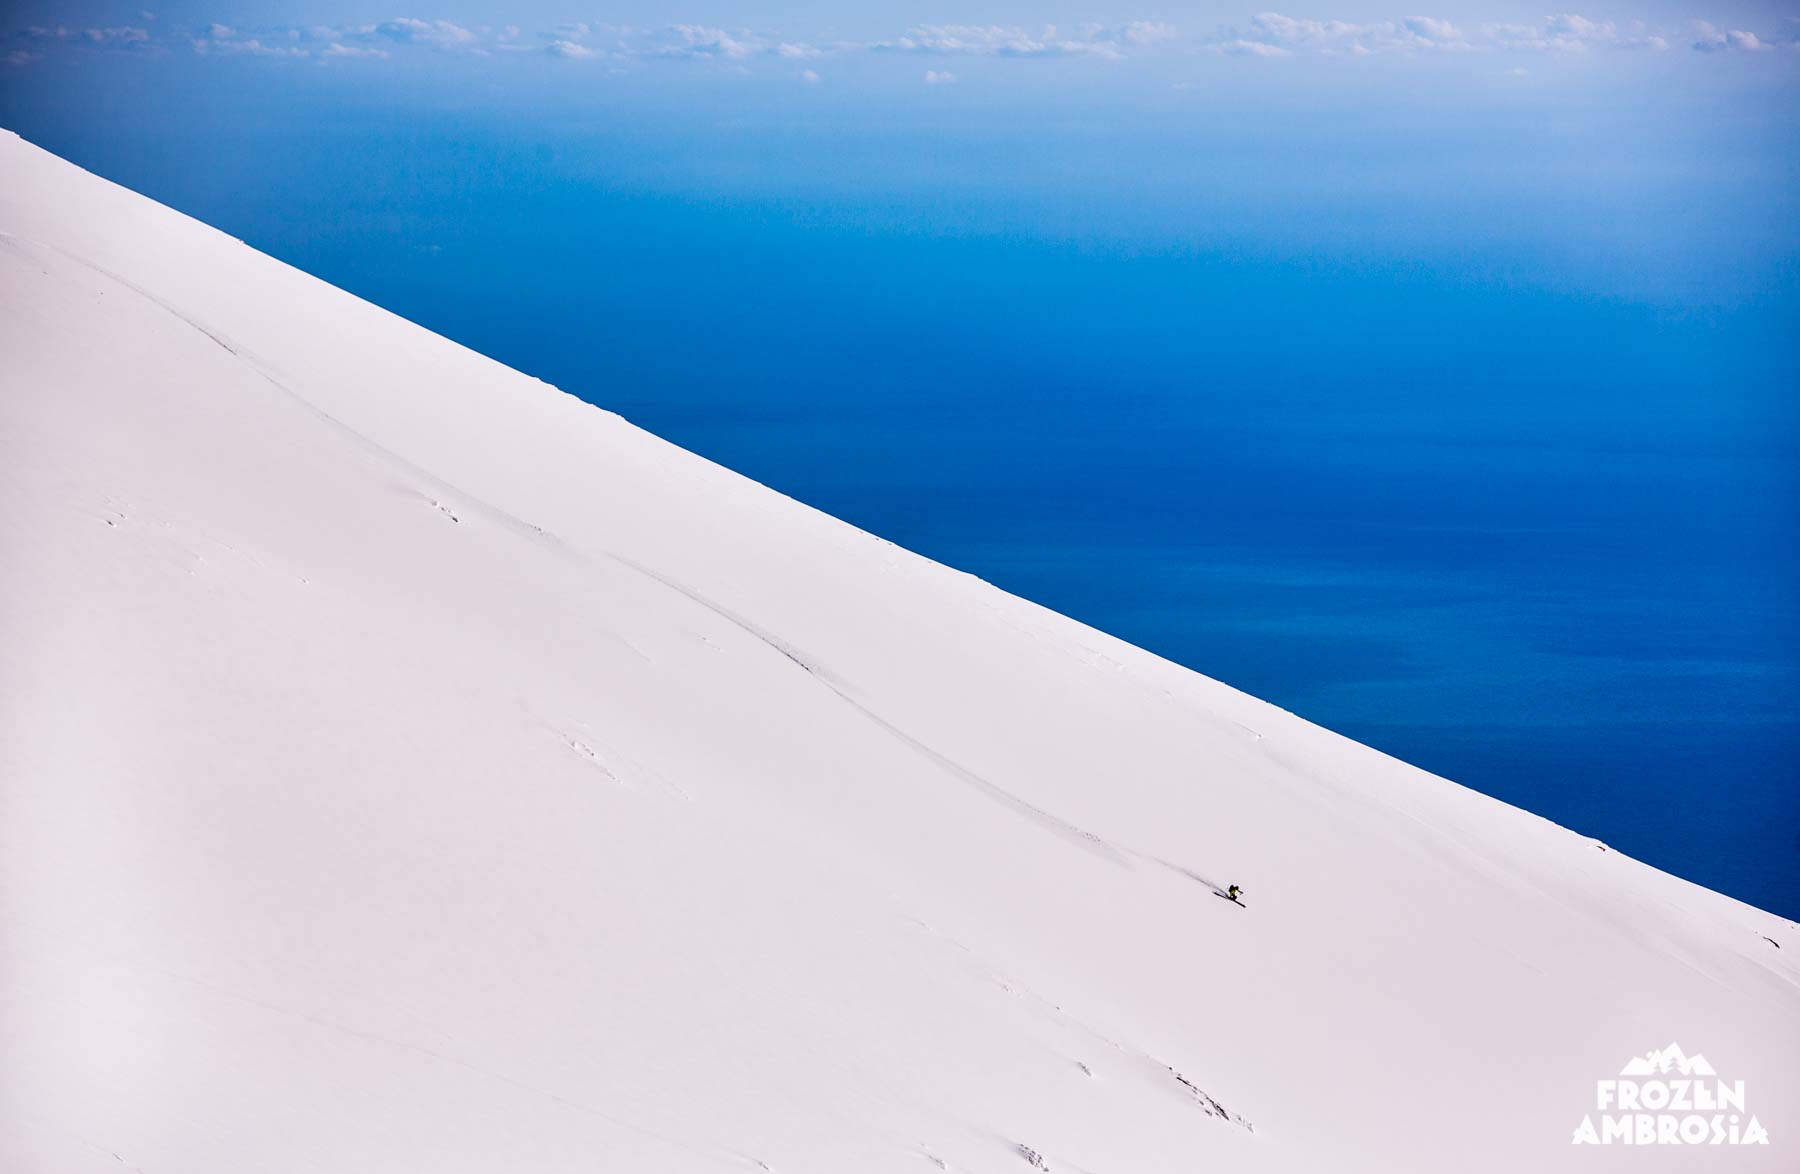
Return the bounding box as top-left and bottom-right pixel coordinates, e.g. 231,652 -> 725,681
1619,1043 -> 1716,1077
1574,1041 -> 1766,1146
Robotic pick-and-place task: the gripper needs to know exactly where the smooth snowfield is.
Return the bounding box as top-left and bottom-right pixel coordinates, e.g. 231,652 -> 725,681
1,130 -> 1794,1173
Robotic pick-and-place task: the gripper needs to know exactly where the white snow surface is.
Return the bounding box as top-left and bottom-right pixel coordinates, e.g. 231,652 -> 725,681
1,130 -> 1795,1173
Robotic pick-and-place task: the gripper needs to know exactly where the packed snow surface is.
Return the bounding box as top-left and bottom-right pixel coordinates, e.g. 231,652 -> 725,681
1,130 -> 1795,1173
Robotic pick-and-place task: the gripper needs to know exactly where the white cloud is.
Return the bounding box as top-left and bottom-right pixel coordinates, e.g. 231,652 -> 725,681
1240,12 -> 1466,54
1690,22 -> 1771,52
1226,12 -> 1730,57
187,17 -> 484,60
363,18 -> 476,51
192,31 -> 306,57
605,25 -> 825,63
1482,15 -> 1667,53
1122,21 -> 1179,46
1219,38 -> 1292,57
82,26 -> 151,46
641,25 -> 761,59
24,23 -> 150,46
923,68 -> 956,84
1249,14 -> 1362,47
1404,16 -> 1461,40
800,67 -> 821,83
18,11 -> 1791,74
874,24 -> 1128,59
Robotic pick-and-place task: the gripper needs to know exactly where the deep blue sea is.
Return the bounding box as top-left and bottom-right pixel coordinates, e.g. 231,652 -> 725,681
7,68 -> 1796,916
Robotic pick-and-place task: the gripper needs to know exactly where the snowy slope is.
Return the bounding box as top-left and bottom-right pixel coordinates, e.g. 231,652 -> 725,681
0,129 -> 1794,1174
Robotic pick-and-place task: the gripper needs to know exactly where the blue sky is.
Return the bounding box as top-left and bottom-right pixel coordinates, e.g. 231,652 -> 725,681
6,6 -> 1796,292
5,3 -> 1800,71
8,3 -> 1794,312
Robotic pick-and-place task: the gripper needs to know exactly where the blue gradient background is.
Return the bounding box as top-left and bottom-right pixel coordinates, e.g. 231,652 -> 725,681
4,29 -> 1797,913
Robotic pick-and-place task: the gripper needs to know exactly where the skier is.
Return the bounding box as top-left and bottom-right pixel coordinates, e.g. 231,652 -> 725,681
1226,884 -> 1244,905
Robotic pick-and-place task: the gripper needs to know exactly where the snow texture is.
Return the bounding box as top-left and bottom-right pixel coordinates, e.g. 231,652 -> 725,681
1,129 -> 1795,1172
